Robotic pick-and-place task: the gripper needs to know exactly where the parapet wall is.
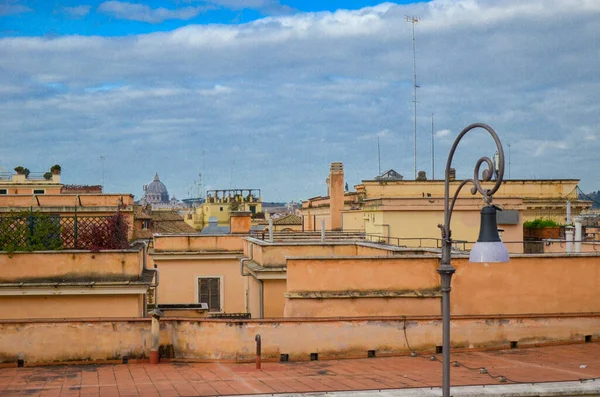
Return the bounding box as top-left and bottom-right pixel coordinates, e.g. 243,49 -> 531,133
0,248 -> 144,281
153,235 -> 244,252
0,314 -> 598,364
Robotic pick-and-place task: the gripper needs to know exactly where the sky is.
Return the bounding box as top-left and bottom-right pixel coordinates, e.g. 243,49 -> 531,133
1,0 -> 599,202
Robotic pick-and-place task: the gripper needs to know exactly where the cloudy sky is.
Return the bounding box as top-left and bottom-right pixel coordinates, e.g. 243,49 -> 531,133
1,0 -> 599,202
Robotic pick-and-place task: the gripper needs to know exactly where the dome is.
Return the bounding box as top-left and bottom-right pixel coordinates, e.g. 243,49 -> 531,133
145,173 -> 169,203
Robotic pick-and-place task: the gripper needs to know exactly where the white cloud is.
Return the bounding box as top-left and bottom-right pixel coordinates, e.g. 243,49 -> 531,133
1,0 -> 600,199
98,1 -> 209,23
61,5 -> 92,18
436,129 -> 451,138
0,0 -> 31,16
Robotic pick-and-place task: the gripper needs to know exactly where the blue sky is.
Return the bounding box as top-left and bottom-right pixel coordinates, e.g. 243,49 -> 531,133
1,1 -> 419,36
1,0 -> 599,202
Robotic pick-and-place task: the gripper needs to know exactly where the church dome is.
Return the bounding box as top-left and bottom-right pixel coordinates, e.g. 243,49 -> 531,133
145,173 -> 169,203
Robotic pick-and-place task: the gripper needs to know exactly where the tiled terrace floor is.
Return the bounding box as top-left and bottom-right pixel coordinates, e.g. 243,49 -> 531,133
1,343 -> 599,397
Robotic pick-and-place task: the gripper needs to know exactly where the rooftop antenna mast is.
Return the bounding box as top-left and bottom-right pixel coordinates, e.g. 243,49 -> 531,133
100,155 -> 105,190
508,144 -> 511,179
431,113 -> 435,180
406,15 -> 419,180
377,137 -> 381,176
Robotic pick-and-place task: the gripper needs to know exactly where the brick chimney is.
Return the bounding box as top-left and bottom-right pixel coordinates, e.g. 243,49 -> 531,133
329,162 -> 344,231
230,211 -> 252,234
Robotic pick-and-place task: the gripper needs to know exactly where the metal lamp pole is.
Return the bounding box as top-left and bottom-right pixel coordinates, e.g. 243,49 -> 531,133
438,123 -> 505,397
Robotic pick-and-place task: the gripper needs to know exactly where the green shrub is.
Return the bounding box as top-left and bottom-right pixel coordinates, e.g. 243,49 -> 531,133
523,218 -> 559,228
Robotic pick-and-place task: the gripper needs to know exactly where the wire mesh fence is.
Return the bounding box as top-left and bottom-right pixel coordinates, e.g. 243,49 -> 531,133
0,212 -> 126,251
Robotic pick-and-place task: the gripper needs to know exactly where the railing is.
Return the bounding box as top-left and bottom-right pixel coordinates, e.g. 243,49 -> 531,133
0,213 -> 118,251
249,229 -> 366,242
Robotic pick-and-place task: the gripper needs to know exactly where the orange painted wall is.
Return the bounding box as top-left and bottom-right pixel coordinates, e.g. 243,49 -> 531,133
0,294 -> 142,319
153,258 -> 245,313
263,279 -> 286,318
0,194 -> 134,207
451,255 -> 600,315
0,250 -> 143,281
285,257 -> 439,293
248,276 -> 261,318
284,298 -> 439,317
1,315 -> 598,364
153,235 -> 244,252
257,243 -> 358,267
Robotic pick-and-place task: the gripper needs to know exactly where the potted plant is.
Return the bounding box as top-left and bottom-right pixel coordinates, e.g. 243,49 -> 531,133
14,166 -> 24,174
22,168 -> 30,178
50,164 -> 61,174
43,172 -> 53,180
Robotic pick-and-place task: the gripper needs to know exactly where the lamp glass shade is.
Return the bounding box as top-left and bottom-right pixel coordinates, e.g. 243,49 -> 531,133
469,205 -> 510,263
469,241 -> 510,263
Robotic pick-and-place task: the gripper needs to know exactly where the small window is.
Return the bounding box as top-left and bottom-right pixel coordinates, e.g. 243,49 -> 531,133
249,205 -> 256,214
142,220 -> 150,229
220,207 -> 223,211
33,189 -> 45,194
198,277 -> 221,312
0,189 -> 7,195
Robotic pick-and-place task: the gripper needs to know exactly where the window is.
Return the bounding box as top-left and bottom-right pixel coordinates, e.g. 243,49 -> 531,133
142,220 -> 150,229
33,189 -> 45,194
220,207 -> 223,211
0,189 -> 6,195
249,205 -> 256,214
198,277 -> 221,312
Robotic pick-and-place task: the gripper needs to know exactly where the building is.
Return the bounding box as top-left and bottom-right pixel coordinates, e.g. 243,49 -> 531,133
300,163 -> 592,253
140,173 -> 184,210
0,166 -> 154,319
0,165 -> 62,195
184,188 -> 262,231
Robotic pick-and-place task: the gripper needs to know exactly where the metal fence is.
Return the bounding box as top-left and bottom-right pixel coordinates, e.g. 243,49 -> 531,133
0,213 -> 113,251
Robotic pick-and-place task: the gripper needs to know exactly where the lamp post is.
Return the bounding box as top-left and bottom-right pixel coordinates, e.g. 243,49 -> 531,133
438,123 -> 510,397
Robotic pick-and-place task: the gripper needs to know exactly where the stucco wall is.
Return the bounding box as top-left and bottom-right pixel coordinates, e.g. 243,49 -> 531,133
153,235 -> 244,252
284,254 -> 600,318
286,256 -> 439,293
0,250 -> 143,281
0,315 -> 598,364
451,255 -> 600,315
0,295 -> 142,320
257,243 -> 358,267
263,279 -> 286,318
154,258 -> 245,314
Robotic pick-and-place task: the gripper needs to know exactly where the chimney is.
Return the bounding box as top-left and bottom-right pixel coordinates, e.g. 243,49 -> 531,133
448,168 -> 456,181
230,211 -> 252,234
417,170 -> 427,181
329,162 -> 344,231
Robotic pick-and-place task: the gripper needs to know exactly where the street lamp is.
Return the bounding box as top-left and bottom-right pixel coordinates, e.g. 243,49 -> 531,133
438,123 -> 509,397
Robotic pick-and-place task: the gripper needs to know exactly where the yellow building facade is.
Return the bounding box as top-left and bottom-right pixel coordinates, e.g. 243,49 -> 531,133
185,189 -> 262,231
301,163 -> 591,252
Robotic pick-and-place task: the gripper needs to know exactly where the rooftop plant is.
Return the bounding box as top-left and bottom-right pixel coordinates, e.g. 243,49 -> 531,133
523,218 -> 559,229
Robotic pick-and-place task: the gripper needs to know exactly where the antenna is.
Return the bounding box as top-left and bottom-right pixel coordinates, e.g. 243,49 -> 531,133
508,143 -> 511,179
431,113 -> 434,180
406,15 -> 419,180
377,137 -> 381,176
100,156 -> 105,190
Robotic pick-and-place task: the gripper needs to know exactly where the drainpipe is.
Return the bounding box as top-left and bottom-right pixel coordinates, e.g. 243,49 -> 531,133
145,241 -> 162,364
321,219 -> 325,242
259,279 -> 264,319
239,243 -> 264,318
269,219 -> 274,242
240,242 -> 254,313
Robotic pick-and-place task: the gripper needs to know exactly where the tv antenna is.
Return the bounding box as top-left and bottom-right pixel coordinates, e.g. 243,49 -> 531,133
406,15 -> 420,180
100,156 -> 105,190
